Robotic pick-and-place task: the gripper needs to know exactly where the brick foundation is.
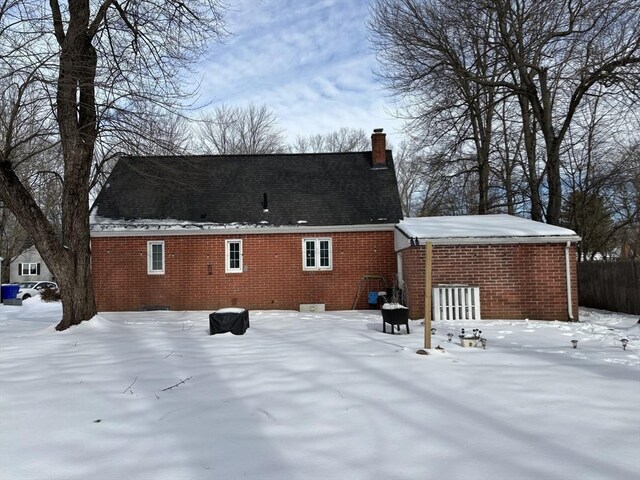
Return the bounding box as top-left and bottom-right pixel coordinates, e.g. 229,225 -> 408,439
400,243 -> 579,321
91,231 -> 396,312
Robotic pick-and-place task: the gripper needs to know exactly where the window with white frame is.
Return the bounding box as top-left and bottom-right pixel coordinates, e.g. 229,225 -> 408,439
302,238 -> 332,270
225,239 -> 243,273
147,241 -> 165,274
18,263 -> 40,276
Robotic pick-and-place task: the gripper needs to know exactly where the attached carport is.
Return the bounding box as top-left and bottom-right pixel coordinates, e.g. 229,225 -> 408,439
394,215 -> 581,321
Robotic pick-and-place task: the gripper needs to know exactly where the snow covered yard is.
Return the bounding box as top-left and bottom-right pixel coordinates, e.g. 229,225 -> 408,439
1,301 -> 638,480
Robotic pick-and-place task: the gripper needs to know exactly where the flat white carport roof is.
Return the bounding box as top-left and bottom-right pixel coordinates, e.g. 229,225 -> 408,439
395,214 -> 580,251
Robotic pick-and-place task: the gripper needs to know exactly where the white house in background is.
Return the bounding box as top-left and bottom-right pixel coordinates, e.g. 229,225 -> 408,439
9,246 -> 54,283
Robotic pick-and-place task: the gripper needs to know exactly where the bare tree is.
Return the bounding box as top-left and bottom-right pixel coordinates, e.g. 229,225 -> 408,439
291,127 -> 370,153
92,107 -> 192,196
392,138 -> 469,216
561,89 -> 640,259
0,1 -> 226,330
614,146 -> 640,259
485,0 -> 640,224
0,29 -> 61,282
370,0 -> 640,225
0,207 -> 29,283
371,0 -> 503,214
394,141 -> 424,216
198,104 -> 286,154
395,141 -> 480,217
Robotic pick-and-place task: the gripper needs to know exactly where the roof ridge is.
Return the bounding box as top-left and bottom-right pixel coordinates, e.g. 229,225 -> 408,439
120,151 -> 384,160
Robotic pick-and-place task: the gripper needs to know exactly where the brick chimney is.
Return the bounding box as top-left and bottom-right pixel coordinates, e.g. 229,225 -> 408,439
371,128 -> 386,166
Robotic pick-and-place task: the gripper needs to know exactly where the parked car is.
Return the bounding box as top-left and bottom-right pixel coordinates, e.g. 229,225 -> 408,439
16,281 -> 58,300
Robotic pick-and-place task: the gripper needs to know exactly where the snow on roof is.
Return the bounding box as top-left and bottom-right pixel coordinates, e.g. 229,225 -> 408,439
396,215 -> 579,245
89,211 -> 395,237
90,211 -> 268,231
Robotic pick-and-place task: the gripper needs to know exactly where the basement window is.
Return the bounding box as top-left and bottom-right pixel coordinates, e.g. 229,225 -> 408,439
303,238 -> 332,271
147,241 -> 165,275
225,239 -> 243,273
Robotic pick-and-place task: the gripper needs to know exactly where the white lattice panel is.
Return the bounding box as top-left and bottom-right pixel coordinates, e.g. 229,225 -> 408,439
433,285 -> 481,321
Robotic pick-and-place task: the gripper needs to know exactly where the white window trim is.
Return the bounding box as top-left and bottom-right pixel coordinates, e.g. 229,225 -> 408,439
302,238 -> 333,271
147,241 -> 165,275
225,239 -> 243,273
19,262 -> 40,276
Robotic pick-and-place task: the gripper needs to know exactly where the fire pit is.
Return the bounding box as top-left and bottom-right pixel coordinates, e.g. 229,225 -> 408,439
381,303 -> 410,334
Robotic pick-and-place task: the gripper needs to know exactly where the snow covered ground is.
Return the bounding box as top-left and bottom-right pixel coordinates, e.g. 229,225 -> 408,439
1,300 -> 638,480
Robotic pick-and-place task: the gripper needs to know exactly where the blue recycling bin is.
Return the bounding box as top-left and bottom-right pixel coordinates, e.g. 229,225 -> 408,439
1,284 -> 20,301
368,291 -> 379,304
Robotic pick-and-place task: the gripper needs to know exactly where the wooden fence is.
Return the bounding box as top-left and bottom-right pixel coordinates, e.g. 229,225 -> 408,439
578,261 -> 640,315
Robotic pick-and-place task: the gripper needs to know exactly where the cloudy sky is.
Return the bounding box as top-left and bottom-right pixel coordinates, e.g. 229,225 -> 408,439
195,0 -> 404,144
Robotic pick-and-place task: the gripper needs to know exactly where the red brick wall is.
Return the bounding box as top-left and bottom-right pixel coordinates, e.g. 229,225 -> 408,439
400,243 -> 579,321
91,231 -> 396,312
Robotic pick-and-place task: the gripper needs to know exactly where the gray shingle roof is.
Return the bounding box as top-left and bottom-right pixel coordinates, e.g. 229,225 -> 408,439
92,152 -> 403,228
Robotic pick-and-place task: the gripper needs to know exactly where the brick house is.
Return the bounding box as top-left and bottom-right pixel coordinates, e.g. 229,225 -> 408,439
395,216 -> 581,321
90,129 -> 403,312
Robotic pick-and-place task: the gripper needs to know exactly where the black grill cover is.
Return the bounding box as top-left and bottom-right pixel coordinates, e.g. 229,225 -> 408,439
209,309 -> 249,335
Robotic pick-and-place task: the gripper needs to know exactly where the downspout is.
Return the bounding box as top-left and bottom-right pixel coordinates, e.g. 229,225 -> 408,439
393,225 -> 413,306
565,241 -> 575,321
394,225 -> 411,290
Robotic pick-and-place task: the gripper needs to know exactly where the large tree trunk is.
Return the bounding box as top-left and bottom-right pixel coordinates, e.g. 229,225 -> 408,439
50,0 -> 99,329
477,151 -> 490,214
1,258 -> 9,284
0,161 -> 96,330
518,97 -> 543,221
55,253 -> 96,331
545,141 -> 563,226
470,94 -> 495,215
0,0 -> 98,330
0,0 -> 97,330
475,108 -> 492,215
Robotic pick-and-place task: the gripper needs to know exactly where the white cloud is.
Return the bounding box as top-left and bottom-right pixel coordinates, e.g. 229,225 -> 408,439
194,0 -> 404,145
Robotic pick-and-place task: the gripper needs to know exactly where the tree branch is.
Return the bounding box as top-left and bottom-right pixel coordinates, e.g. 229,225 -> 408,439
48,0 -> 65,45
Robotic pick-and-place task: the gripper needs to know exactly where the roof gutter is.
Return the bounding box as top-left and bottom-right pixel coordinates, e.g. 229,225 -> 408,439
90,223 -> 398,237
396,234 -> 582,250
